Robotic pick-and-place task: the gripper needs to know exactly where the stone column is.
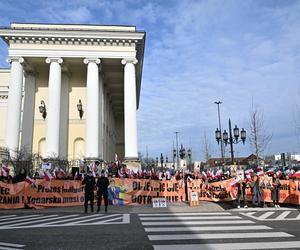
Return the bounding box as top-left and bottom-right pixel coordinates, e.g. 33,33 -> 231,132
5,57 -> 24,154
98,72 -> 104,159
121,58 -> 138,161
45,57 -> 63,158
21,71 -> 36,153
84,58 -> 101,159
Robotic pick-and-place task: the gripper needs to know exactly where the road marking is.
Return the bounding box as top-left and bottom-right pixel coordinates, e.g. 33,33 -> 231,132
0,215 -> 16,220
140,216 -> 241,221
64,214 -> 108,225
138,212 -> 231,216
142,219 -> 255,226
145,225 -> 271,232
153,241 -> 300,250
241,211 -> 300,221
93,215 -> 124,224
0,214 -> 40,222
258,211 -> 275,220
43,214 -> 88,225
1,215 -> 59,227
148,232 -> 293,241
67,214 -> 119,225
274,211 -> 291,220
0,215 -> 57,226
0,241 -> 25,250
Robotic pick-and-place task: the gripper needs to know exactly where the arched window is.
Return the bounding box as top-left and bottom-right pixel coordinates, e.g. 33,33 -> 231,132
38,137 -> 46,158
73,138 -> 85,160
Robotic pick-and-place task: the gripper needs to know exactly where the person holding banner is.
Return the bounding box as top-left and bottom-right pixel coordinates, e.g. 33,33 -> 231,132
271,174 -> 281,208
237,179 -> 248,208
82,170 -> 96,213
250,174 -> 262,207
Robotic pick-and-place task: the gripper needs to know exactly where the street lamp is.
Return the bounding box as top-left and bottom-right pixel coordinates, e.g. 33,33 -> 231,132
39,100 -> 47,120
77,99 -> 83,119
187,148 -> 192,169
160,153 -> 164,169
214,101 -> 224,162
179,144 -> 186,159
216,119 -> 246,164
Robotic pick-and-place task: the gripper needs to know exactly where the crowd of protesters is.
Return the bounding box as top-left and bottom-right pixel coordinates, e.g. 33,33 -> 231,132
1,161 -> 299,209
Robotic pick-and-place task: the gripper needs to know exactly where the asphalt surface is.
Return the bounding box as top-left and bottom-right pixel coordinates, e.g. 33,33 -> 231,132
0,203 -> 299,250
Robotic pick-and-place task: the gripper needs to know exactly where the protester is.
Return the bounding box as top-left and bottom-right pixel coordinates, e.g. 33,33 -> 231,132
271,173 -> 281,208
82,170 -> 96,213
250,174 -> 262,207
237,178 -> 248,208
96,170 -> 109,213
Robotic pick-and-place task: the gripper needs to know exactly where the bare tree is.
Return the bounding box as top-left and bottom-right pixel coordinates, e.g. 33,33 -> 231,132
249,104 -> 272,166
202,131 -> 212,163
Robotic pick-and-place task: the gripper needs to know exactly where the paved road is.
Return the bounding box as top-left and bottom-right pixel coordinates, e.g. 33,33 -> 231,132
0,208 -> 300,249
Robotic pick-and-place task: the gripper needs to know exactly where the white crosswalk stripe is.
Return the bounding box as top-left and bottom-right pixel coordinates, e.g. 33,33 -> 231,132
241,210 -> 300,221
139,212 -> 300,250
0,213 -> 130,230
0,241 -> 25,250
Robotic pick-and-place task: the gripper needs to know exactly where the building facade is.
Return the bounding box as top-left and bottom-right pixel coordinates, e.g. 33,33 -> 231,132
0,23 -> 145,169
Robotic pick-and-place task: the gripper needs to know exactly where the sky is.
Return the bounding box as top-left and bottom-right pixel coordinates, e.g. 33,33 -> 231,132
0,0 -> 300,161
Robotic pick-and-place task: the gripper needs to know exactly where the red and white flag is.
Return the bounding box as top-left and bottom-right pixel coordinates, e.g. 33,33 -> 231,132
245,169 -> 254,175
230,179 -> 239,187
266,168 -> 275,176
44,171 -> 53,181
292,170 -> 300,179
257,170 -> 264,177
246,174 -> 252,182
201,171 -> 207,180
74,171 -> 78,180
0,168 -> 8,177
25,176 -> 35,185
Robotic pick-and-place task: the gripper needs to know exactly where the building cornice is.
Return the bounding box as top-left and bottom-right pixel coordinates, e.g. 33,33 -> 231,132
0,28 -> 145,46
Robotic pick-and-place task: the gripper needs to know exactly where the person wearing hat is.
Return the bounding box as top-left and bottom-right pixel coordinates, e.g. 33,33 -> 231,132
82,170 -> 96,213
96,170 -> 109,212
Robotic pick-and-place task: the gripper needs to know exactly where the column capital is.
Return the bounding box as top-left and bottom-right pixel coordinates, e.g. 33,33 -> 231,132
121,58 -> 138,65
45,57 -> 63,64
83,58 -> 101,64
7,57 -> 24,64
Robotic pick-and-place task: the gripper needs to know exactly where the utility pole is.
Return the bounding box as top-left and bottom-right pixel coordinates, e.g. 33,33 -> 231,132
175,132 -> 179,169
214,101 -> 224,162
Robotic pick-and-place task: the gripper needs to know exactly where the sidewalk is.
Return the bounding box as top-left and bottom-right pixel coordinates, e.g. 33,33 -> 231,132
0,201 -> 225,214
0,201 -> 298,214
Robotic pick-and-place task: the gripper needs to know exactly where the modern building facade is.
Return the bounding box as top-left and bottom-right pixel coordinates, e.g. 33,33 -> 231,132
0,23 -> 145,169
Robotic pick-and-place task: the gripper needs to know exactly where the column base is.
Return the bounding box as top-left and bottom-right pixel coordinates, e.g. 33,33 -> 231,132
123,158 -> 141,173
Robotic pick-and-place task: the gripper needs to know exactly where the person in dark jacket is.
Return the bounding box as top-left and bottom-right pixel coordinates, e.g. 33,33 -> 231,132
250,174 -> 262,207
82,170 -> 96,213
97,170 -> 109,212
237,179 -> 248,208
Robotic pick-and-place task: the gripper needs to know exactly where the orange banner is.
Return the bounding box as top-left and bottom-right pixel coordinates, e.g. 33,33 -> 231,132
0,182 -> 25,209
109,178 -> 186,205
24,180 -> 85,208
188,178 -> 300,205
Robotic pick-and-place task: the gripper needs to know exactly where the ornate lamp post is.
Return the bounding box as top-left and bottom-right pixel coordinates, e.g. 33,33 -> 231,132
160,153 -> 164,169
77,99 -> 83,119
187,148 -> 192,167
216,119 -> 246,165
39,100 -> 47,120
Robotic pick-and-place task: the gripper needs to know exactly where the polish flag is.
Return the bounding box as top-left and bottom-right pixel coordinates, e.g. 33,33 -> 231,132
256,166 -> 263,171
276,170 -> 283,178
25,176 -> 35,185
57,169 -> 65,179
74,171 -> 78,180
44,171 -> 53,181
81,173 -> 85,181
216,170 -> 223,177
257,171 -> 264,177
230,179 -> 239,187
292,170 -> 300,179
266,168 -> 275,176
52,170 -> 57,179
245,169 -> 254,175
2,165 -> 10,173
201,171 -> 207,180
246,174 -> 252,182
0,168 -> 8,177
92,170 -> 96,178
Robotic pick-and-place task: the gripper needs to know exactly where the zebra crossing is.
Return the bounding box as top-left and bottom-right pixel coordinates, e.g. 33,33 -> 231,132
138,212 -> 300,250
0,213 -> 130,230
0,241 -> 25,250
241,210 -> 300,221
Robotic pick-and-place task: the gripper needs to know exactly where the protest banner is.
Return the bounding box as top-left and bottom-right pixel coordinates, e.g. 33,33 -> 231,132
108,178 -> 186,205
0,182 -> 25,209
24,179 -> 85,208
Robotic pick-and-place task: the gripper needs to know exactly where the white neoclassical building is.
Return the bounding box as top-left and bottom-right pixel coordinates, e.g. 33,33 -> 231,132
0,23 -> 145,169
